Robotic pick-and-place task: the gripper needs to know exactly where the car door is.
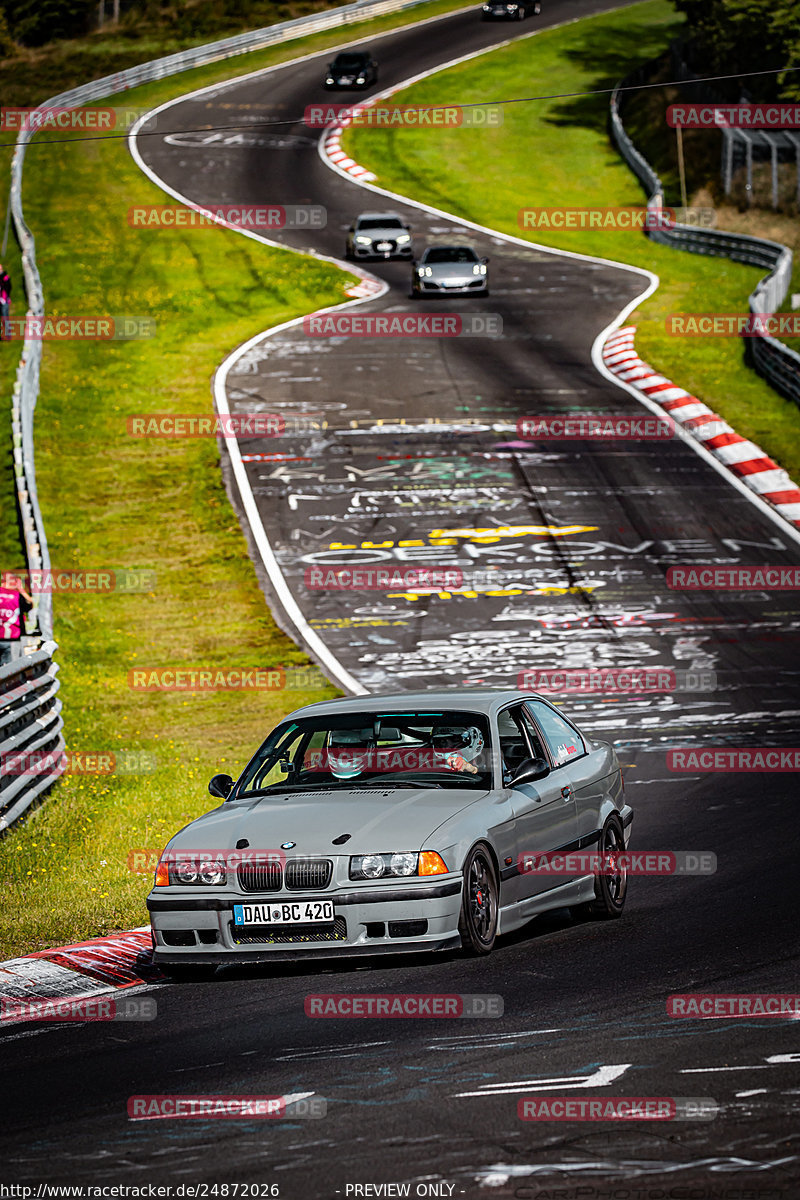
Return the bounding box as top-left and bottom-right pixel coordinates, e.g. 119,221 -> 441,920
498,704 -> 578,905
524,700 -> 599,851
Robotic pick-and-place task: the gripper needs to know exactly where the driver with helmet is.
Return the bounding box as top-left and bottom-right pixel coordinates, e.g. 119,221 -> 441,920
431,726 -> 484,775
324,728 -> 375,780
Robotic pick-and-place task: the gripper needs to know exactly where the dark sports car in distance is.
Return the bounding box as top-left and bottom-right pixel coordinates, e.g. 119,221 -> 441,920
481,0 -> 540,16
412,245 -> 489,296
148,690 -> 632,974
324,50 -> 378,89
346,212 -> 413,260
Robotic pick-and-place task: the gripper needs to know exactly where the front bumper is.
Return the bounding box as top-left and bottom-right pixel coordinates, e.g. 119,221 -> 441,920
413,279 -> 488,294
352,245 -> 414,260
149,876 -> 463,963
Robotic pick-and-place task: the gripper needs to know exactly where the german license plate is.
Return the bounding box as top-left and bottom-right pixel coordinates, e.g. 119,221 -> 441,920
376,241 -> 392,251
233,900 -> 334,926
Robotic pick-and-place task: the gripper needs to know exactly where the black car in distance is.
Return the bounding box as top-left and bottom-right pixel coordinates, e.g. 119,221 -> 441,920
324,51 -> 379,89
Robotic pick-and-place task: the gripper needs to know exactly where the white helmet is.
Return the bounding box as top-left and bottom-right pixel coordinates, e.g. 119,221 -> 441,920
433,726 -> 485,765
325,729 -> 373,780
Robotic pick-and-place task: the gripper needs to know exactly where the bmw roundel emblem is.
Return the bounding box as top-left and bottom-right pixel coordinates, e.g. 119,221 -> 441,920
281,841 -> 296,849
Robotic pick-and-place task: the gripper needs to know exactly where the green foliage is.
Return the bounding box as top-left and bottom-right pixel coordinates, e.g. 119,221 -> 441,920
0,7 -> 16,56
6,0 -> 95,46
672,0 -> 800,101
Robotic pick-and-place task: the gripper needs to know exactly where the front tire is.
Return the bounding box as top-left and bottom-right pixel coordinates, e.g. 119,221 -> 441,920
458,843 -> 499,954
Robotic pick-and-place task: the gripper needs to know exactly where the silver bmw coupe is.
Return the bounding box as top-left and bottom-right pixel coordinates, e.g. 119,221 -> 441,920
148,690 -> 632,975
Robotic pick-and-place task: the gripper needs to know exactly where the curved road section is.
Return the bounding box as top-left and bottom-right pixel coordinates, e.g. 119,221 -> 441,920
2,3 -> 798,1194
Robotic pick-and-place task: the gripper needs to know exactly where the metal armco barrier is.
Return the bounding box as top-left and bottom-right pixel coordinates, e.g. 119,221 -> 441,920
5,0 -> 445,828
0,642 -> 64,832
610,65 -> 799,409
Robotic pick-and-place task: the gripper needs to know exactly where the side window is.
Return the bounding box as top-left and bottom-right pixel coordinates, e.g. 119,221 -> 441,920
525,701 -> 585,766
516,709 -> 548,762
497,706 -> 546,778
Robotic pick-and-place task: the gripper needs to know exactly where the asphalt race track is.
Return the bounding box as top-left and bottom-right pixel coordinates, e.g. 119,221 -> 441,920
3,1 -> 800,1193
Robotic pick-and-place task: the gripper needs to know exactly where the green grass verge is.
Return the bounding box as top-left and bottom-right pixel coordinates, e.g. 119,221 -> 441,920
344,0 -> 800,480
0,0 -> 473,960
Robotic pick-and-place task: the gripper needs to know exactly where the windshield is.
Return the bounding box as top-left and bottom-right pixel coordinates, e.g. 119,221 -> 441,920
358,217 -> 405,230
424,247 -> 478,264
237,710 -> 493,794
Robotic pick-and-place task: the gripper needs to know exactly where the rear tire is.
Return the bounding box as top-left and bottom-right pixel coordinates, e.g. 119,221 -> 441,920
572,816 -> 628,920
458,843 -> 499,954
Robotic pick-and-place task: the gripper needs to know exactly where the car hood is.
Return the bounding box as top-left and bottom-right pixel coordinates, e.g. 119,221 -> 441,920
425,263 -> 478,282
358,226 -> 405,240
168,786 -> 488,856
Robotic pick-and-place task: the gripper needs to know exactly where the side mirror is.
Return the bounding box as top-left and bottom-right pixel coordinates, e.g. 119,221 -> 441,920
511,757 -> 550,787
348,225 -> 355,232
483,256 -> 490,264
208,773 -> 233,799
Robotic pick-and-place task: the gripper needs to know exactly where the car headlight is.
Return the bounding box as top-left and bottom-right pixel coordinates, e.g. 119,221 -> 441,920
354,235 -> 372,245
473,264 -> 487,275
350,851 -> 419,880
418,266 -> 433,277
356,76 -> 366,83
326,77 -> 334,84
396,233 -> 411,245
163,856 -> 227,886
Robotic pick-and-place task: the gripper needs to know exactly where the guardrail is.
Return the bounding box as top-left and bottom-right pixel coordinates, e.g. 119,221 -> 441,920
5,0 -> 448,827
609,64 -> 800,409
0,642 -> 64,832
